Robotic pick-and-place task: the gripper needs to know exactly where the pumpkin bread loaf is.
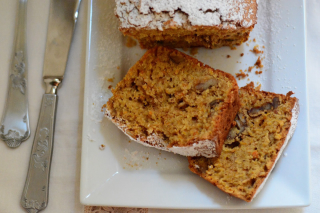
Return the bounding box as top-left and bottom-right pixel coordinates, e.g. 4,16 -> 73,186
115,0 -> 258,49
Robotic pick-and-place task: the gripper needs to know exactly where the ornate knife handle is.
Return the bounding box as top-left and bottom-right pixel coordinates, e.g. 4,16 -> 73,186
0,0 -> 30,148
21,93 -> 57,213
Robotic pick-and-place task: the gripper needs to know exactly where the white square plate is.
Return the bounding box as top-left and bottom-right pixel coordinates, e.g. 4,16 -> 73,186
80,0 -> 310,209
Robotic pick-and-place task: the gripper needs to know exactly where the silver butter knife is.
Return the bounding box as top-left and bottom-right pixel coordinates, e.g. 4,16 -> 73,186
21,0 -> 81,212
0,0 -> 30,148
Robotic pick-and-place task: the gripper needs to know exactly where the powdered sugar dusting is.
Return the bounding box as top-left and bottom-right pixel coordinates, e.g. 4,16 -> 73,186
105,108 -> 218,157
115,0 -> 257,30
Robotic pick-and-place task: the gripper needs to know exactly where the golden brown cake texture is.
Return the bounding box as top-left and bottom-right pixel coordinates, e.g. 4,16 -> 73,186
115,0 -> 257,49
106,47 -> 240,157
188,83 -> 299,202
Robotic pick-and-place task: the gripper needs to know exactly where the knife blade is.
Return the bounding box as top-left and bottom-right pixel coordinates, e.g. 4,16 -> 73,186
21,0 -> 81,212
43,0 -> 79,80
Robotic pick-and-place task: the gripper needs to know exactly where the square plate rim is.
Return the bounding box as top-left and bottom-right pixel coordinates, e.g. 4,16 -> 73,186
80,0 -> 311,209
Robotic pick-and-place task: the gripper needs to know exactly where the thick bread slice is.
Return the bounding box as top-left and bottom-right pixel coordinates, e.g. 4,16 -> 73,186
106,47 -> 240,157
188,83 -> 299,201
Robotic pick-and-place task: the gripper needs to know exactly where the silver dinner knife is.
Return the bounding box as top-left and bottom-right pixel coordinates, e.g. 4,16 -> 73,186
21,0 -> 81,212
0,0 -> 30,148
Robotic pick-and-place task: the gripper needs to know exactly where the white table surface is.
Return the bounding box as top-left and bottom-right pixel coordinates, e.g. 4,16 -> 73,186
0,0 -> 319,212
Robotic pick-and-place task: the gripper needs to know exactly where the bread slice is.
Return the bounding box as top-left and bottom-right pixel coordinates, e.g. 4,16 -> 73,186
106,47 -> 240,157
188,83 -> 299,201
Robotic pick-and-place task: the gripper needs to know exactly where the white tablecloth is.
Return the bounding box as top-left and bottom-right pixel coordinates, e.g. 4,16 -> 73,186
0,0 -> 319,212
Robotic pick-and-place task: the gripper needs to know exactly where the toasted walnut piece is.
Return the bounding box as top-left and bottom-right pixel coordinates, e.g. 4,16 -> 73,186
195,78 -> 218,92
262,103 -> 273,110
227,127 -> 238,140
248,102 -> 274,118
238,112 -> 246,124
272,97 -> 280,109
227,113 -> 247,139
247,107 -> 261,118
209,100 -> 221,109
225,141 -> 240,149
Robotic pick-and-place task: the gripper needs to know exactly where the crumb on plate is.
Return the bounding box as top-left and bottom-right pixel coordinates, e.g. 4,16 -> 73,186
126,37 -> 137,47
99,144 -> 105,150
255,57 -> 264,68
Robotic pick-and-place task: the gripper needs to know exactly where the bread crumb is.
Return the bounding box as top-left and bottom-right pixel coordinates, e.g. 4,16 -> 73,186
253,38 -> 256,42
101,104 -> 107,112
126,37 -> 137,47
117,66 -> 120,70
255,57 -> 264,68
248,66 -> 254,72
99,144 -> 105,150
107,78 -> 114,82
246,43 -> 249,47
190,48 -> 198,56
251,45 -> 264,54
108,85 -> 112,90
240,53 -> 244,57
230,46 -> 237,50
227,55 -> 231,58
236,70 -> 248,80
255,71 -> 263,75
